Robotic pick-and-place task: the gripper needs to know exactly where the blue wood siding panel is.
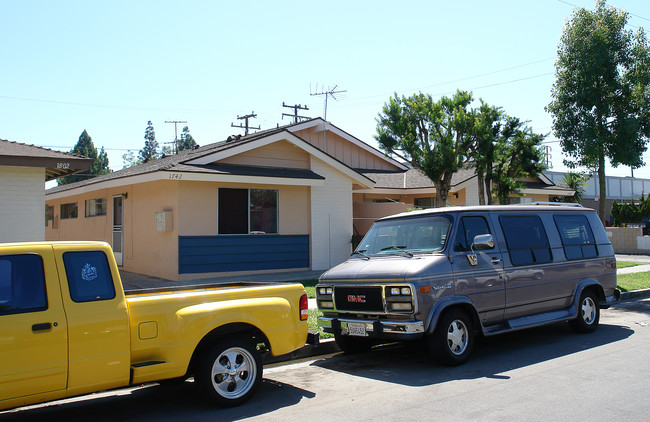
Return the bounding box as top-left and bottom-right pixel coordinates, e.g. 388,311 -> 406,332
178,234 -> 310,274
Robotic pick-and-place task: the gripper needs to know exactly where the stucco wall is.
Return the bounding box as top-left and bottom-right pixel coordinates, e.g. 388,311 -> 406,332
605,227 -> 650,254
0,166 -> 45,242
310,156 -> 353,270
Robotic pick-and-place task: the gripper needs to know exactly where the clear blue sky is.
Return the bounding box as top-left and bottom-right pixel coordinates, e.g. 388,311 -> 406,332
1,0 -> 649,182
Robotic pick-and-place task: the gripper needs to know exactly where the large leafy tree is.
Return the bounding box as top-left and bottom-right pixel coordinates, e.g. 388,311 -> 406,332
375,90 -> 476,207
491,117 -> 546,204
58,129 -> 110,185
139,120 -> 160,163
468,101 -> 502,205
547,0 -> 650,222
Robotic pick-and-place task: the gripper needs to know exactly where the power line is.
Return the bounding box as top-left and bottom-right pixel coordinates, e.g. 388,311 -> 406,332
281,102 -> 310,123
231,112 -> 260,135
164,120 -> 187,154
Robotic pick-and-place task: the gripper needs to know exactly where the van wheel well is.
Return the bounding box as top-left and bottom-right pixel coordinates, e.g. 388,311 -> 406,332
188,323 -> 270,377
434,304 -> 482,336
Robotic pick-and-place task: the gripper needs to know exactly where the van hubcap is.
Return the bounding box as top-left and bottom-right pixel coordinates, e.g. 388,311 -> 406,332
447,320 -> 468,355
581,297 -> 596,324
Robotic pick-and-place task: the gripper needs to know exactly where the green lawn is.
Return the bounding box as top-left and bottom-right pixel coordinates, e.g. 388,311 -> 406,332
617,261 -> 644,269
617,272 -> 650,292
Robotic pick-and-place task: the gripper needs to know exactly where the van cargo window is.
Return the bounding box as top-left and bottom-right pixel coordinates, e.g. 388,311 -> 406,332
63,251 -> 116,302
553,215 -> 598,260
500,216 -> 552,266
0,254 -> 47,315
454,216 -> 492,252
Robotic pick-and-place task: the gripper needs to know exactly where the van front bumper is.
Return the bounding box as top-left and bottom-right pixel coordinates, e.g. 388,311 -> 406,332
318,316 -> 425,340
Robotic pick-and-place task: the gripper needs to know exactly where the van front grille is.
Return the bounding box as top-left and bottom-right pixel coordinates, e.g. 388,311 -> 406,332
334,286 -> 383,312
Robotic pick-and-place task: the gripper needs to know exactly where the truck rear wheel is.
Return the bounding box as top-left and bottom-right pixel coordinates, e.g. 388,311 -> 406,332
195,336 -> 262,407
427,309 -> 474,366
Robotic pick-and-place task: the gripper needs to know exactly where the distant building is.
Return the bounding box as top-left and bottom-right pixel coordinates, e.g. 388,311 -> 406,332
0,139 -> 91,242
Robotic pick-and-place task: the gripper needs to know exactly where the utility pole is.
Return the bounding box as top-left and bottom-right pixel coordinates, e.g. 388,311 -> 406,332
310,84 -> 346,120
282,102 -> 310,124
231,112 -> 260,135
164,120 -> 187,154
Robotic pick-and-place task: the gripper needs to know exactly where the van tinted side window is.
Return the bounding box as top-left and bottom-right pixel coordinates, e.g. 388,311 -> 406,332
454,216 -> 492,252
63,251 -> 116,302
0,254 -> 47,315
500,216 -> 552,266
554,214 -> 598,260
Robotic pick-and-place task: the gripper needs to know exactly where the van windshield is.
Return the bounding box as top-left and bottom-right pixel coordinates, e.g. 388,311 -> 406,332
356,214 -> 453,256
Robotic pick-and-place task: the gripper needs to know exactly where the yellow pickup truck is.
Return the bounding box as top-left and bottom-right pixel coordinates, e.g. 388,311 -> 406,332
0,241 -> 309,410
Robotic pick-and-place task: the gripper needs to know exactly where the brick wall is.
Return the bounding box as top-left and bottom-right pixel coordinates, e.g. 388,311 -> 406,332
605,227 -> 650,254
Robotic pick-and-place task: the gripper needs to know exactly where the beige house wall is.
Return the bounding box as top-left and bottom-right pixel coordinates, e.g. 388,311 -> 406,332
1,166 -> 46,242
219,140 -> 310,169
293,127 -> 400,171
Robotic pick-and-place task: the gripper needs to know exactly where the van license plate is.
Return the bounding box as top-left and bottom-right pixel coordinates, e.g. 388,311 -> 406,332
347,322 -> 367,337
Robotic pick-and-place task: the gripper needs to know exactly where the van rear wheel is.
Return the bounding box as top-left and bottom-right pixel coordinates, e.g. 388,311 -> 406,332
428,309 -> 474,366
569,290 -> 600,333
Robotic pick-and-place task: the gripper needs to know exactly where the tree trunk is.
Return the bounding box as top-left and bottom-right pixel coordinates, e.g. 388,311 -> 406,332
477,174 -> 486,205
598,151 -> 607,225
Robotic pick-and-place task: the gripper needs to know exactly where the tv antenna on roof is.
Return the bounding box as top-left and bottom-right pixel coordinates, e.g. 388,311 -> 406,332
310,84 -> 346,120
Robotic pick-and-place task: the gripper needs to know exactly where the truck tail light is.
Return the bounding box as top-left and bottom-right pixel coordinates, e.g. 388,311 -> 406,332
299,294 -> 309,321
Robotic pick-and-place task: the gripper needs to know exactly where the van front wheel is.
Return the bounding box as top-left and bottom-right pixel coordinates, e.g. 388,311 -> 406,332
569,290 -> 600,333
428,309 -> 474,366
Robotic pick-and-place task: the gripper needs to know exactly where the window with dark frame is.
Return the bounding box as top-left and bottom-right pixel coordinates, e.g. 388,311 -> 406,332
0,254 -> 48,315
218,188 -> 278,234
85,198 -> 107,217
500,215 -> 552,266
554,214 -> 598,260
63,251 -> 116,303
60,202 -> 78,219
454,216 -> 492,252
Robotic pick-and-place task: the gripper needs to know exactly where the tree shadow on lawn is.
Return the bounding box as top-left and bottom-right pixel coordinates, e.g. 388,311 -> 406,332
311,322 -> 633,388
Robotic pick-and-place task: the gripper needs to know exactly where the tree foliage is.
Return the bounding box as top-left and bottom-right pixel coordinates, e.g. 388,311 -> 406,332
376,91 -> 546,206
376,90 -> 476,207
547,0 -> 650,221
57,129 -> 110,185
139,120 -> 159,163
178,126 -> 198,151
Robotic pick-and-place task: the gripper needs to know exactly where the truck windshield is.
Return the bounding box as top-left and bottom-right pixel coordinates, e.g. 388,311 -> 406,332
356,214 -> 452,256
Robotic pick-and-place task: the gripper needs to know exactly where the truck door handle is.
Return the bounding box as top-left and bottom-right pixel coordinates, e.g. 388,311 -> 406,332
491,257 -> 501,264
32,323 -> 52,332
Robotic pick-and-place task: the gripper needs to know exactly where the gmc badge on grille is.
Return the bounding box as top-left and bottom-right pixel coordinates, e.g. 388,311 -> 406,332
347,294 -> 366,303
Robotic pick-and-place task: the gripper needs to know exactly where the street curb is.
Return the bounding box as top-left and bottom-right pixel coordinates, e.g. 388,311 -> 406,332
620,288 -> 650,301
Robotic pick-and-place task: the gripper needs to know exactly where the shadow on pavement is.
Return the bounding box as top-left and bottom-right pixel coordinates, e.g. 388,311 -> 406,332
311,323 -> 633,387
0,378 -> 315,422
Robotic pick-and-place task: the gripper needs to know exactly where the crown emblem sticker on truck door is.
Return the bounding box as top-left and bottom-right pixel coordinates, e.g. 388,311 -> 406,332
81,263 -> 98,281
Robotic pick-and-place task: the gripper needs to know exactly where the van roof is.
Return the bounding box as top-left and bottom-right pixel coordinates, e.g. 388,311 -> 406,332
379,203 -> 595,221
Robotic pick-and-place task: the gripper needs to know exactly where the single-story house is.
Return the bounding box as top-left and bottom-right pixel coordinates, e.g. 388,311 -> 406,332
45,118 -> 573,280
45,118 -> 406,281
0,139 -> 91,243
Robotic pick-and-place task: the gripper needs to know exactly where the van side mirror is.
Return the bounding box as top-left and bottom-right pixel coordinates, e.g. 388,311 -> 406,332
471,234 -> 494,251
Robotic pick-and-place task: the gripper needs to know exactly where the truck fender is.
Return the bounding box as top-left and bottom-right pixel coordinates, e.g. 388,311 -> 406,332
425,295 -> 481,335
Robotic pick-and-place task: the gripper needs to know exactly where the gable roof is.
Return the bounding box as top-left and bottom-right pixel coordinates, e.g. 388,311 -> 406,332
46,123 -> 375,196
0,138 -> 92,181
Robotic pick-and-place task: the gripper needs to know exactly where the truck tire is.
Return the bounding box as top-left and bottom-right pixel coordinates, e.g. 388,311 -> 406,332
334,332 -> 374,353
195,336 -> 263,407
569,289 -> 600,333
427,309 -> 474,366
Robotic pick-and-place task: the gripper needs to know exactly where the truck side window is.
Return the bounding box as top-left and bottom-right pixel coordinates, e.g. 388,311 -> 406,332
500,216 -> 552,266
554,215 -> 598,260
63,251 -> 116,302
0,254 -> 47,315
454,216 -> 492,252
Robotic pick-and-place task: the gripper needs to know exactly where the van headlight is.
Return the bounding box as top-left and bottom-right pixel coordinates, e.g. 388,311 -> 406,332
389,302 -> 413,312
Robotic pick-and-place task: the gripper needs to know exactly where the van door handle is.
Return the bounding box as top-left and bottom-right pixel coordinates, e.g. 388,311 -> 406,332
491,257 -> 501,264
32,323 -> 52,332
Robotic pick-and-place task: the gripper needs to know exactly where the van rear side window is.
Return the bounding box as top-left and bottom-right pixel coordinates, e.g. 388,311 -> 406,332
0,254 -> 47,315
554,215 -> 598,260
500,215 -> 552,266
63,251 -> 116,302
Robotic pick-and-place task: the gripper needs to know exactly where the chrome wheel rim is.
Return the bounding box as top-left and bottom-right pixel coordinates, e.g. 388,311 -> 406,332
581,296 -> 597,325
447,319 -> 468,356
211,346 -> 256,399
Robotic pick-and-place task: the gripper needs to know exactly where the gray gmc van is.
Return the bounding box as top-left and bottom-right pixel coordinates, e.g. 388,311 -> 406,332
317,204 -> 620,365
